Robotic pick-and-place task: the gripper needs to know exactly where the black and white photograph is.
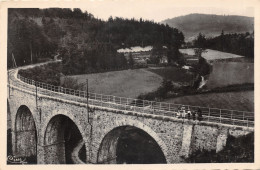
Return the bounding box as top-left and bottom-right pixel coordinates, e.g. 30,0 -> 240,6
1,0 -> 259,168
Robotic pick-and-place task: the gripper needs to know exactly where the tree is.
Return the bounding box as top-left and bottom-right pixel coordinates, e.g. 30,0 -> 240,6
128,53 -> 134,68
8,16 -> 57,67
194,33 -> 207,58
151,45 -> 164,64
8,8 -> 186,71
220,30 -> 225,51
204,32 -> 254,58
73,8 -> 83,18
194,33 -> 207,49
194,48 -> 207,58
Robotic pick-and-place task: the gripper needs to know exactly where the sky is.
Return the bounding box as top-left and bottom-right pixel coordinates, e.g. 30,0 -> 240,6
79,0 -> 254,22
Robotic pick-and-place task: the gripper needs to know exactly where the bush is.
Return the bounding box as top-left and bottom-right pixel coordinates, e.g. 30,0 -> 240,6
138,79 -> 174,101
18,62 -> 62,86
186,132 -> 254,163
60,77 -> 85,90
192,57 -> 212,76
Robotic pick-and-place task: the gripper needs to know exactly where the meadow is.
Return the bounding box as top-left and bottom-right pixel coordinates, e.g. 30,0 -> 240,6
206,62 -> 254,89
164,91 -> 254,112
179,48 -> 244,61
63,69 -> 163,99
147,67 -> 193,84
61,48 -> 254,112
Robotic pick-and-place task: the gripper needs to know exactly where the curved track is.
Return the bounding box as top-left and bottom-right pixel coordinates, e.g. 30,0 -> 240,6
8,62 -> 254,130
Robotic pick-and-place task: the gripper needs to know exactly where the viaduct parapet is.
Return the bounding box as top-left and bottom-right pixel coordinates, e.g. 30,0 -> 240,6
7,63 -> 254,164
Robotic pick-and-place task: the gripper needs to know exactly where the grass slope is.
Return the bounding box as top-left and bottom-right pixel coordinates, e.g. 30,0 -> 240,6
164,91 -> 254,112
147,67 -> 193,83
64,69 -> 163,98
206,62 -> 254,89
179,48 -> 245,61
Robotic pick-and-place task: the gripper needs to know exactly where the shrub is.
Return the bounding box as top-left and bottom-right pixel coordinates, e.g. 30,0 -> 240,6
60,77 -> 85,90
186,132 -> 254,163
18,62 -> 62,86
138,79 -> 174,101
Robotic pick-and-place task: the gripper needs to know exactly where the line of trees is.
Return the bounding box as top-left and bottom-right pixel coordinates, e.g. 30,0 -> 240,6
188,31 -> 254,59
205,31 -> 254,58
8,8 -> 185,74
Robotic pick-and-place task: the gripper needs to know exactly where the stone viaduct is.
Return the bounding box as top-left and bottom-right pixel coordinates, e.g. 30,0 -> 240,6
7,63 -> 254,164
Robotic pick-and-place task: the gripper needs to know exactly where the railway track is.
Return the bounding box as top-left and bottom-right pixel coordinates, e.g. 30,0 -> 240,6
7,62 -> 254,128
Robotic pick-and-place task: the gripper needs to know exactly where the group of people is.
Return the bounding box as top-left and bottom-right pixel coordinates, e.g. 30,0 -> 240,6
177,106 -> 203,121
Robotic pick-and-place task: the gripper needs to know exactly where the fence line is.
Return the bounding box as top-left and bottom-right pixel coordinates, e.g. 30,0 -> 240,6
16,73 -> 254,127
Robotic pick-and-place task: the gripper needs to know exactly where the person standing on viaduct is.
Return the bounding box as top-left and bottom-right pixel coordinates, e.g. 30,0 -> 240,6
197,108 -> 202,121
192,110 -> 196,120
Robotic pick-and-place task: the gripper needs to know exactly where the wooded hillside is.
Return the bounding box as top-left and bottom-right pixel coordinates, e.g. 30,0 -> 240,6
8,8 -> 184,74
161,13 -> 254,41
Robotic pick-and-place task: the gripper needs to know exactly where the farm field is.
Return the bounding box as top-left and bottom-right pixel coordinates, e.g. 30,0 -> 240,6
64,69 -> 163,98
206,62 -> 254,89
179,48 -> 244,61
164,91 -> 254,112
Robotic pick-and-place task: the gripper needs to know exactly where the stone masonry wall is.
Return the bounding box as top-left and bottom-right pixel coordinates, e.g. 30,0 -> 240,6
8,85 -> 254,164
90,109 -> 185,164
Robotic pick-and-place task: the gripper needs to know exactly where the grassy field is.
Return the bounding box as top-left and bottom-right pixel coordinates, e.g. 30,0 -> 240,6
206,62 -> 254,89
179,48 -> 244,61
147,67 -> 193,83
164,91 -> 254,112
63,61 -> 254,112
64,69 -> 163,98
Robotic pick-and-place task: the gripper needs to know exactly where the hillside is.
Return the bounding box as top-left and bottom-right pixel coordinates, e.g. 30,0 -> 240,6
164,91 -> 254,112
63,69 -> 163,98
161,13 -> 254,41
8,8 -> 184,73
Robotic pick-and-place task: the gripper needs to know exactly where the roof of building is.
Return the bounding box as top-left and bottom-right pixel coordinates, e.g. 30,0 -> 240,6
117,45 -> 168,53
117,46 -> 153,53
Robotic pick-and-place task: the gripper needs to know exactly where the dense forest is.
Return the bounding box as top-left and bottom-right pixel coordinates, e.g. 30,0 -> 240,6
8,8 -> 184,74
190,31 -> 254,58
205,31 -> 254,58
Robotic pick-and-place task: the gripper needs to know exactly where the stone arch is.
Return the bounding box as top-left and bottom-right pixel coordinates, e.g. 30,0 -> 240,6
96,120 -> 168,164
14,105 -> 37,162
43,114 -> 87,164
41,110 -> 88,146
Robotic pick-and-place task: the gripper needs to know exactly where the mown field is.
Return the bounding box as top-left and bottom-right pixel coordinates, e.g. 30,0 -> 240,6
206,62 -> 254,89
64,69 -> 163,98
164,91 -> 254,112
179,48 -> 244,61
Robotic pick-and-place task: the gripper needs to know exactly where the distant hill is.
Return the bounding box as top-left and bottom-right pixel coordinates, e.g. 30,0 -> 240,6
161,14 -> 254,42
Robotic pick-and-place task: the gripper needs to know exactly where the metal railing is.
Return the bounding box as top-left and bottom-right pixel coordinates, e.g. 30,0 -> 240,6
16,73 -> 254,127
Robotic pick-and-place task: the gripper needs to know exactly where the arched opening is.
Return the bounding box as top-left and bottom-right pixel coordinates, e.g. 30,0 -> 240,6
15,105 -> 37,164
7,100 -> 12,157
44,115 -> 86,164
97,126 -> 166,164
7,99 -> 11,129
